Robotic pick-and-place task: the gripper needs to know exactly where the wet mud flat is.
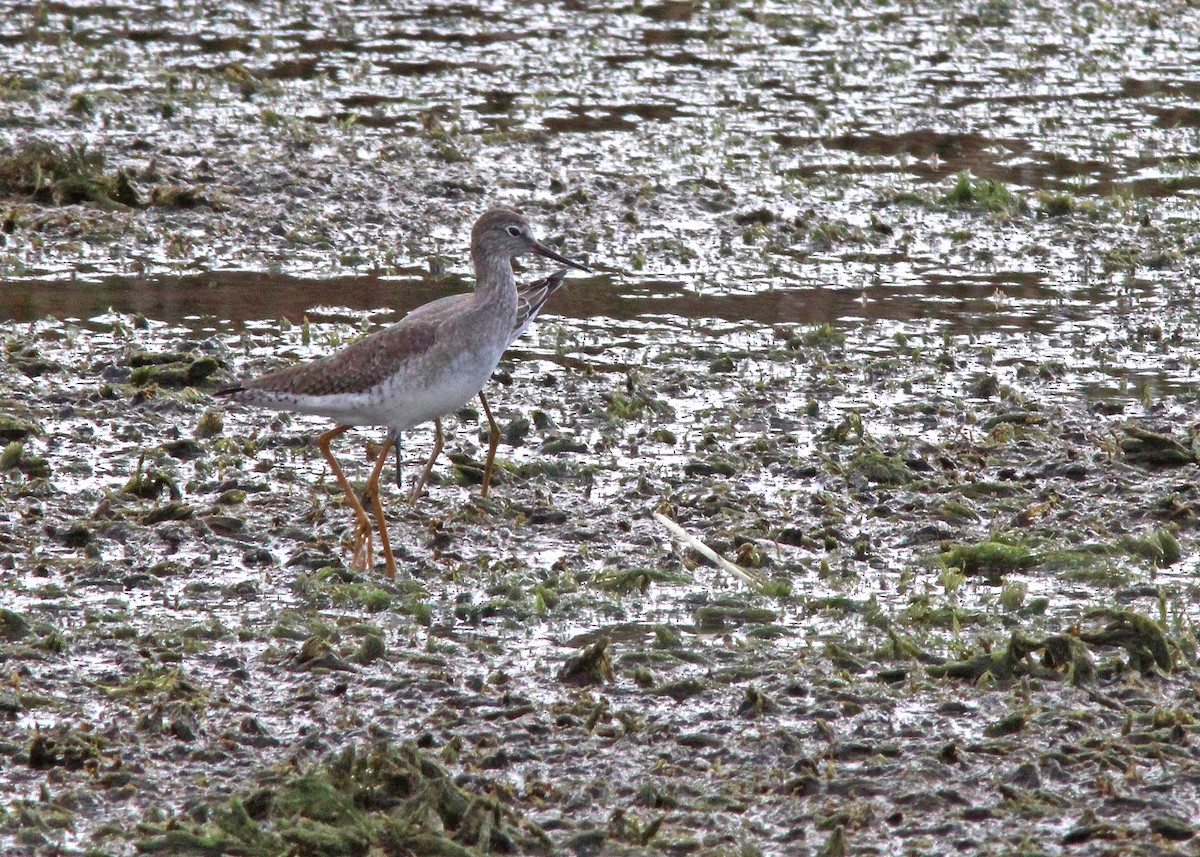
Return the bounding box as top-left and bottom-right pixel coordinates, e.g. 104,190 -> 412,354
2,0 -> 1200,855
1,305 -> 1199,856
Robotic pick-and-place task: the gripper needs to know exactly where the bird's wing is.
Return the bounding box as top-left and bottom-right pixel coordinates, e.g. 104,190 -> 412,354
216,314 -> 440,399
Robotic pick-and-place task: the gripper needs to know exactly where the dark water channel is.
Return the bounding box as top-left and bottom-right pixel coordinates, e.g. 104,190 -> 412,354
0,265 -> 1109,333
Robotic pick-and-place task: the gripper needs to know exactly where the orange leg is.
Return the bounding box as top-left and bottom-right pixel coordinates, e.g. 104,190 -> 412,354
363,433 -> 397,578
478,391 -> 501,499
317,426 -> 374,570
407,419 -> 444,505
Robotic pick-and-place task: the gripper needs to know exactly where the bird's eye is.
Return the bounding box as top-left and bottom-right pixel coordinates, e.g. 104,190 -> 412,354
506,225 -> 521,237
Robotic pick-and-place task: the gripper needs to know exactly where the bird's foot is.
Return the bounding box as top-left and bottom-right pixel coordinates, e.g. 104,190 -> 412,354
349,512 -> 374,571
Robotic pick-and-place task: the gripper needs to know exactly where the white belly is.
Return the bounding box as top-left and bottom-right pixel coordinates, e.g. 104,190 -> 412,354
377,355 -> 496,430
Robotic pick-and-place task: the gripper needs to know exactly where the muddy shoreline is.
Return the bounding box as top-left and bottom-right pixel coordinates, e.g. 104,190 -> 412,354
3,1 -> 1200,855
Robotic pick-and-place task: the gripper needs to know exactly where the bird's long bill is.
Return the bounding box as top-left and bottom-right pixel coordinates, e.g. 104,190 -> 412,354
531,240 -> 591,273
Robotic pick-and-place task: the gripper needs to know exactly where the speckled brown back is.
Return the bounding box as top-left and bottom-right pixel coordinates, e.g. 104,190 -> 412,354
218,317 -> 438,399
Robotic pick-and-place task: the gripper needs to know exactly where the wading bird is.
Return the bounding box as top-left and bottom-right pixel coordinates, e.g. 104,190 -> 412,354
217,209 -> 589,576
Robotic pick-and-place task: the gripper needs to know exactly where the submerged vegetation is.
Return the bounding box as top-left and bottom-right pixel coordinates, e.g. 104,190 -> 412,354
0,142 -> 141,208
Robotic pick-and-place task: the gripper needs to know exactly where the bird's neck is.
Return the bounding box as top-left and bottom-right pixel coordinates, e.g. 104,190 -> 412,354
471,249 -> 516,302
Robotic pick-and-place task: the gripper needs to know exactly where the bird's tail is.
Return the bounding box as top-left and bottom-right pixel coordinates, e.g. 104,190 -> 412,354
512,268 -> 569,343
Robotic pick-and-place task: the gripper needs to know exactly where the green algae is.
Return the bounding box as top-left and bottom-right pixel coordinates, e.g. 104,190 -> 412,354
1035,190 -> 1076,217
1120,426 -> 1197,467
944,171 -> 1024,215
0,609 -> 31,641
0,141 -> 141,208
847,452 -> 913,486
0,441 -> 50,478
595,566 -> 689,594
0,414 -> 39,441
1079,610 -> 1173,673
928,610 -> 1176,685
935,540 -> 1036,577
120,452 -> 182,501
1120,527 -> 1182,566
129,355 -> 219,388
558,638 -> 613,686
354,633 -> 386,664
602,376 -> 675,422
138,742 -> 550,856
694,603 -> 779,630
97,665 -> 208,704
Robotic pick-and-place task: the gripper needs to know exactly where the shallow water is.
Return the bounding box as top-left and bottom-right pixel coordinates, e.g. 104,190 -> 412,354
2,1 -> 1198,304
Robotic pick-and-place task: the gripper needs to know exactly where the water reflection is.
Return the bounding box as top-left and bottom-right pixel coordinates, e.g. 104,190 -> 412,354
0,267 -> 1140,336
